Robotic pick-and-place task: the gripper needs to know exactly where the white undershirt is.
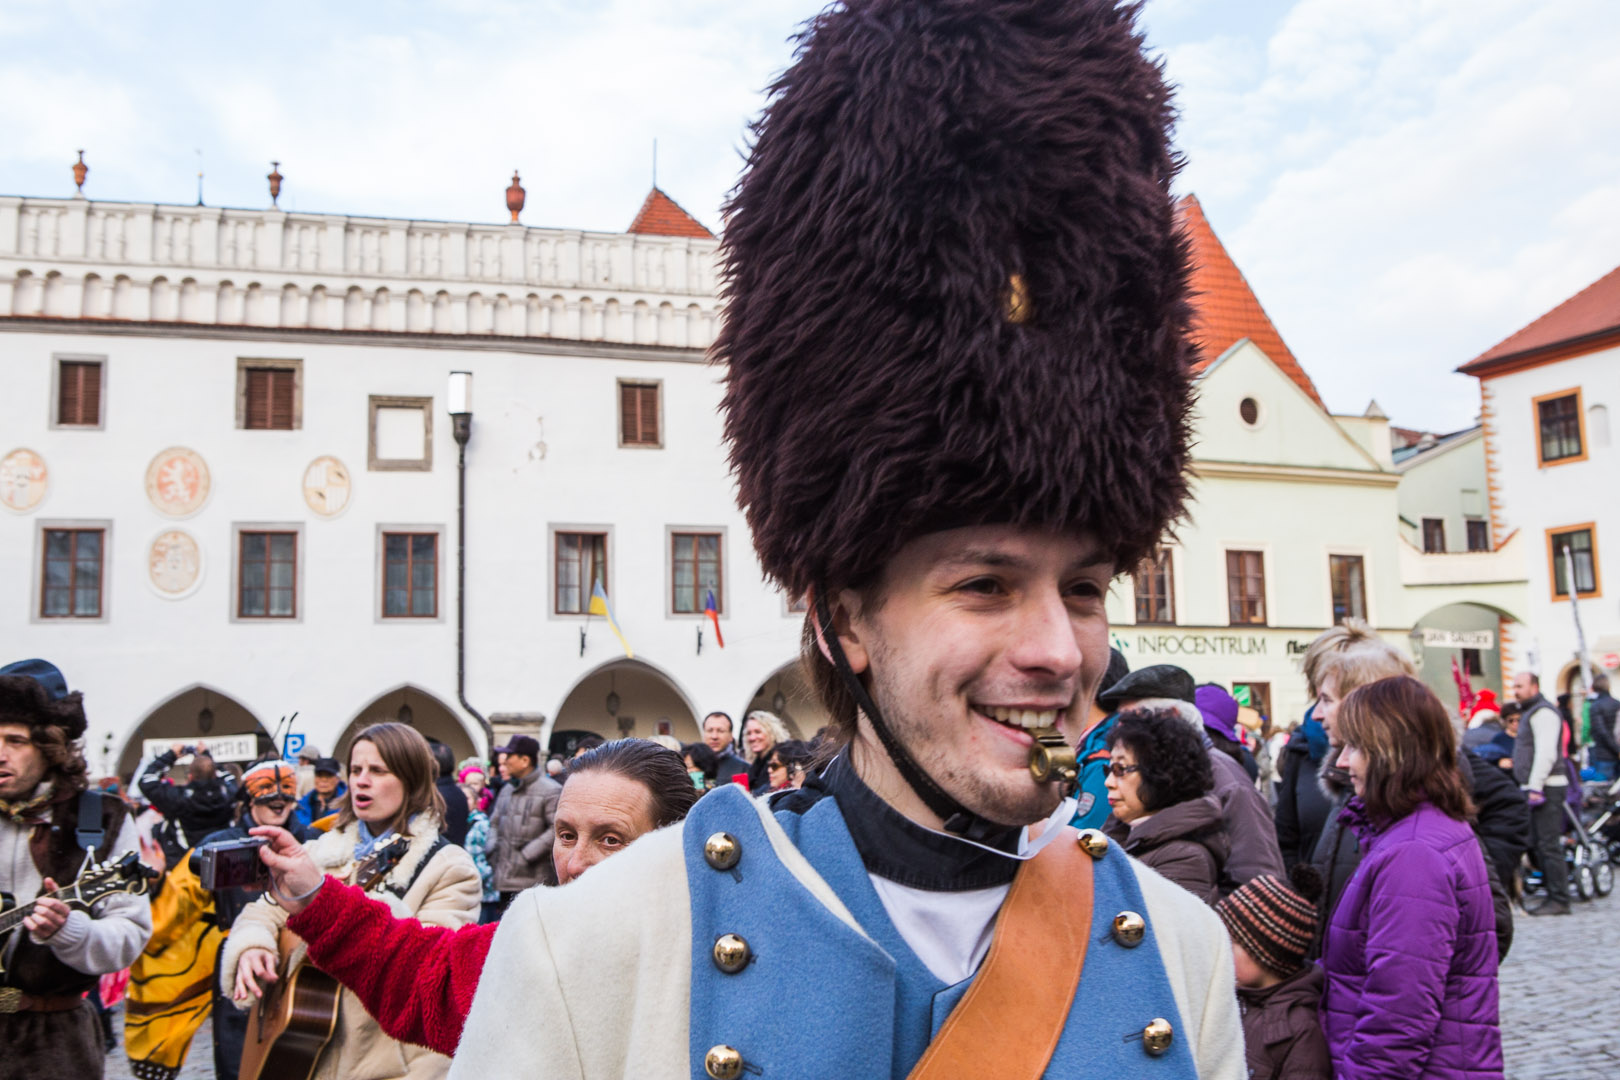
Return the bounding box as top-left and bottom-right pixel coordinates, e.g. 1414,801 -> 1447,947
869,875 -> 1009,983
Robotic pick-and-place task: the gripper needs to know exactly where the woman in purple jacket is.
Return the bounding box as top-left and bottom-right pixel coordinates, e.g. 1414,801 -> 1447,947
1323,676 -> 1502,1079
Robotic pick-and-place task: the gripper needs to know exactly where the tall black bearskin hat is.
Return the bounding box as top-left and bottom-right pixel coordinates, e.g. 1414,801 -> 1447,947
0,659 -> 88,741
719,0 -> 1194,597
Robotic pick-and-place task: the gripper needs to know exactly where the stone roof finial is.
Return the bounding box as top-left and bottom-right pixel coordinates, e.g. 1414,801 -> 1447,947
268,162 -> 283,208
506,170 -> 525,224
72,150 -> 88,197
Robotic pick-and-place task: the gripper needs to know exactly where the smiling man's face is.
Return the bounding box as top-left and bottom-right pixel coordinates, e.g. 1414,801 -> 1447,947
836,525 -> 1113,828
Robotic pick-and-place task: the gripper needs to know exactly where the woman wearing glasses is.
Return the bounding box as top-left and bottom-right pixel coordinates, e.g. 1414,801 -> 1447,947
1103,707 -> 1230,905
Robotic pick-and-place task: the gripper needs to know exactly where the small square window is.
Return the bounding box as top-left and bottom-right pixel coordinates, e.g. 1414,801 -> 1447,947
1548,525 -> 1600,600
1134,549 -> 1175,624
1466,519 -> 1490,553
40,529 -> 104,618
1226,550 -> 1266,626
1421,518 -> 1446,553
55,359 -> 104,427
1534,389 -> 1586,466
383,532 -> 439,617
619,381 -> 662,447
1329,554 -> 1366,625
236,359 -> 302,430
369,396 -> 433,471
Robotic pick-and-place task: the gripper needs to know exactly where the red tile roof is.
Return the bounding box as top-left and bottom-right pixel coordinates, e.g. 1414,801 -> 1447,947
1177,195 -> 1325,408
627,187 -> 714,239
1460,263 -> 1620,373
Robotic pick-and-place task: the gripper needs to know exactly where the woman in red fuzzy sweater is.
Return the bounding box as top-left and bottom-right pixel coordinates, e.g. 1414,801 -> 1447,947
251,740 -> 700,1054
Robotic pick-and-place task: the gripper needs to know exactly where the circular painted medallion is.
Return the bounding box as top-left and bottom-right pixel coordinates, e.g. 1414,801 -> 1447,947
148,529 -> 203,598
0,448 -> 48,513
302,455 -> 352,518
145,447 -> 211,517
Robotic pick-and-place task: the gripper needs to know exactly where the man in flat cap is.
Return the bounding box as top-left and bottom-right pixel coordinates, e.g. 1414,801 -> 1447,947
451,2 -> 1241,1076
0,659 -> 151,1079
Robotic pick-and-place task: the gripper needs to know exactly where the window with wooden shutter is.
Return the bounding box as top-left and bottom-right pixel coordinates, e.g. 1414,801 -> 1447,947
56,360 -> 103,426
1226,550 -> 1266,625
244,368 -> 296,429
619,381 -> 661,447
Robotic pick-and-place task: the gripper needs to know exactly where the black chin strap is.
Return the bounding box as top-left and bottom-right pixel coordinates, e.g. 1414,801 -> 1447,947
815,593 -> 993,838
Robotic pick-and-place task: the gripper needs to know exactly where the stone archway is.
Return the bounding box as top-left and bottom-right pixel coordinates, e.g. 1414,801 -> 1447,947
334,685 -> 478,765
1408,601 -> 1521,717
116,685 -> 274,779
741,660 -> 828,742
551,659 -> 701,746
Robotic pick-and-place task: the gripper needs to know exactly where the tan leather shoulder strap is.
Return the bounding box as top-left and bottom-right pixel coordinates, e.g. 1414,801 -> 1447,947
907,828 -> 1094,1080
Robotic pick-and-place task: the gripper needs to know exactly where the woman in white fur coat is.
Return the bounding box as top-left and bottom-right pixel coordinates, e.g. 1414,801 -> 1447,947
221,722 -> 481,1080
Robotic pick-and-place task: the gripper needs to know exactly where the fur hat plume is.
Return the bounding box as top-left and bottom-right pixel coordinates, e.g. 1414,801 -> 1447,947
718,0 -> 1195,597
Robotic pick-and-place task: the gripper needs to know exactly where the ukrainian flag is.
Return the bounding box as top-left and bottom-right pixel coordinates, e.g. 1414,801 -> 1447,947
589,581 -> 633,658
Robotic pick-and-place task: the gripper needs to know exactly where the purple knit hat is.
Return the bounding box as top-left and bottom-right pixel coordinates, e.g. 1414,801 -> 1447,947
1194,684 -> 1240,742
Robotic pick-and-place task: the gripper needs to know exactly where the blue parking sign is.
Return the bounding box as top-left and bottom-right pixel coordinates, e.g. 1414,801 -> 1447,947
284,733 -> 306,761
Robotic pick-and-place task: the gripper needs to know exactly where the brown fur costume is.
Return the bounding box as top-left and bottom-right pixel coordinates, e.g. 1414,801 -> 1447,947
718,0 -> 1195,596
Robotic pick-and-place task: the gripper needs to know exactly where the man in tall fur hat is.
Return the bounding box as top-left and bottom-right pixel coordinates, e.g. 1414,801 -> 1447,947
0,659 -> 151,1079
448,2 -> 1241,1076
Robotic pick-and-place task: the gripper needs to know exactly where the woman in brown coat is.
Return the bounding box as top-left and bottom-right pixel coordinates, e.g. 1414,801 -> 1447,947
1104,707 -> 1230,905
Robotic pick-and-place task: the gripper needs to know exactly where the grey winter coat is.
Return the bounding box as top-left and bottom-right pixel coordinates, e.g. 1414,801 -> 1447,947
488,769 -> 563,891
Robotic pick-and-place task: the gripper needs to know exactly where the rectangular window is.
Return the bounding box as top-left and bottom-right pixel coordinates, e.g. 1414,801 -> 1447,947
40,529 -> 104,618
1466,519 -> 1490,552
1134,549 -> 1175,624
1548,524 -> 1600,599
243,367 -> 296,430
1329,554 -> 1367,624
383,532 -> 438,617
1461,648 -> 1484,677
1535,389 -> 1585,466
239,531 -> 297,617
56,360 -> 103,426
555,532 -> 608,614
1421,518 -> 1446,553
672,532 -> 723,614
1226,550 -> 1266,625
619,381 -> 661,447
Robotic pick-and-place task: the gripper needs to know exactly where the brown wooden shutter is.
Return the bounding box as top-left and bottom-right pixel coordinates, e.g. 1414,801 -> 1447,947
620,383 -> 659,445
620,383 -> 637,442
269,370 -> 294,429
58,361 -> 101,425
245,367 -> 295,429
637,385 -> 658,444
245,369 -> 269,429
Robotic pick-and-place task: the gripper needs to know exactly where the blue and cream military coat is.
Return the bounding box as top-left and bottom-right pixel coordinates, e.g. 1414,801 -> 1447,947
451,785 -> 1244,1080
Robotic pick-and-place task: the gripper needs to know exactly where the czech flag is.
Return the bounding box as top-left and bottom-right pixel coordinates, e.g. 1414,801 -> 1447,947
589,581 -> 633,658
705,589 -> 724,648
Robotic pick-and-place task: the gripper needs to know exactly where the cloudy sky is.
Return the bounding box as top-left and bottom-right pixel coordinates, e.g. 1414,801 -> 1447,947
3,0 -> 1616,430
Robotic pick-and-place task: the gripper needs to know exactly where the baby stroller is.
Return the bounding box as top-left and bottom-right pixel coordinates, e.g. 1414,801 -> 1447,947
1526,771 -> 1615,901
1582,773 -> 1620,867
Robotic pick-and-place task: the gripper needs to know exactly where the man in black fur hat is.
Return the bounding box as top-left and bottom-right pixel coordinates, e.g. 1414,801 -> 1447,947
0,659 -> 150,1079
449,3 -> 1241,1077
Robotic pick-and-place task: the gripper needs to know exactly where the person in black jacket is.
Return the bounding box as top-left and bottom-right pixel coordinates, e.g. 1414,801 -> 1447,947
139,741 -> 237,865
193,761 -> 314,1080
427,739 -> 471,846
1273,705 -> 1333,871
1589,675 -> 1620,781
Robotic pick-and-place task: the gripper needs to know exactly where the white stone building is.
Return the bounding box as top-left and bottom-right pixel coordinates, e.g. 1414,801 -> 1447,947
0,179 -> 1533,779
1459,263 -> 1620,695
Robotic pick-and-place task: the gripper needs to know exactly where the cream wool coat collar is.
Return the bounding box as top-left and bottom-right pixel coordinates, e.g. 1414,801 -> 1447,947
309,814 -> 445,893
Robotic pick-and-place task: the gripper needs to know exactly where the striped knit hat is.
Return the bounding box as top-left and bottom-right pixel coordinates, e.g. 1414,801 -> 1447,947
1215,866 -> 1322,977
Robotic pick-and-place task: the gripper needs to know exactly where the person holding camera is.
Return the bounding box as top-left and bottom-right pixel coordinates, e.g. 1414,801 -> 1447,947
193,761 -> 312,1080
138,740 -> 237,867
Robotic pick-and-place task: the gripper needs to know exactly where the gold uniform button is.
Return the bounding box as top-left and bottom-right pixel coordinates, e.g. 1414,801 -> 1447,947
1075,829 -> 1109,859
704,1044 -> 744,1079
1142,1018 -> 1174,1056
712,933 -> 751,974
1111,911 -> 1146,948
704,832 -> 741,871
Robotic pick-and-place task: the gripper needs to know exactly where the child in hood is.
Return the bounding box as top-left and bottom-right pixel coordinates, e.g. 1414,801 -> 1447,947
1216,865 -> 1332,1080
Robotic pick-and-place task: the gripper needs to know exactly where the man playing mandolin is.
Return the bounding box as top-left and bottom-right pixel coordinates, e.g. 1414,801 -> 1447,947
0,658 -> 152,1080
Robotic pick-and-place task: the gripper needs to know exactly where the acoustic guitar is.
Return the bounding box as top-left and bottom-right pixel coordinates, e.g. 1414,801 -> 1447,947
239,835 -> 411,1080
0,852 -> 157,982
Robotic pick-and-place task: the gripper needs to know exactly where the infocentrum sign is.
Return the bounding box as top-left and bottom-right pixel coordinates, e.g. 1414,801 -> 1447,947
1131,633 -> 1270,657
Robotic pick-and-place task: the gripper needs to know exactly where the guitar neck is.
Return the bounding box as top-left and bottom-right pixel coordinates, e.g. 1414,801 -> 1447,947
0,891 -> 82,935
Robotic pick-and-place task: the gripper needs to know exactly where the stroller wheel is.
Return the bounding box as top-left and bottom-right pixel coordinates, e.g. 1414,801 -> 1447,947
1594,847 -> 1615,897
1576,861 -> 1596,901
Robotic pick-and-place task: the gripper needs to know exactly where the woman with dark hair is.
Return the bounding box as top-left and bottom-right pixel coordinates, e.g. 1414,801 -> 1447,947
682,741 -> 721,790
1321,676 -> 1501,1078
223,722 -> 481,1080
1103,707 -> 1229,905
239,739 -> 700,1056
766,739 -> 813,790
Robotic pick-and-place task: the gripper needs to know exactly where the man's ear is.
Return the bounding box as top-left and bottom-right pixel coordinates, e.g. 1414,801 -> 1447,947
829,588 -> 871,676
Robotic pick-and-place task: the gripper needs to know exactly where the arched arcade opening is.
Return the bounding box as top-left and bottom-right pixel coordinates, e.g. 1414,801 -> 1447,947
1409,601 -> 1519,717
741,660 -> 829,742
332,686 -> 479,765
550,659 -> 701,753
115,685 -> 274,780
